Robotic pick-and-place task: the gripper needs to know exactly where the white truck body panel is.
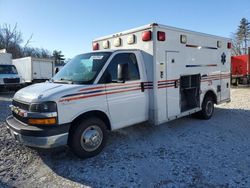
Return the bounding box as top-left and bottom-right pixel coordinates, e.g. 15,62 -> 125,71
94,23 -> 231,125
12,57 -> 54,83
0,52 -> 12,64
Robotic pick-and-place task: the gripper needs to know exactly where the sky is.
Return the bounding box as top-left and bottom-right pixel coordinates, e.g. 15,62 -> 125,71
0,0 -> 250,58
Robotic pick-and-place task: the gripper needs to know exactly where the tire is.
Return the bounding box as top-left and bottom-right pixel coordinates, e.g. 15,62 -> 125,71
235,78 -> 239,86
195,96 -> 214,120
69,117 -> 107,159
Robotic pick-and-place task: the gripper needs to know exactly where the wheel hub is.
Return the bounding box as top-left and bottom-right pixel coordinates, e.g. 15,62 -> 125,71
206,101 -> 213,116
80,125 -> 103,152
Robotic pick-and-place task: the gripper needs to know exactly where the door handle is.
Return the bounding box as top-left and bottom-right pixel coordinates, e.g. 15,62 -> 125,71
174,80 -> 178,88
141,82 -> 145,92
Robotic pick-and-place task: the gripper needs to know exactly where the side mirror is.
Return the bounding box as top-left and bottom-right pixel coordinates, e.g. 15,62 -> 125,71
55,68 -> 59,74
117,63 -> 128,82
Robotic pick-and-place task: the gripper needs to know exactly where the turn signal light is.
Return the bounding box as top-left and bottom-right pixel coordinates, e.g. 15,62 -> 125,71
157,31 -> 165,41
28,118 -> 56,125
93,42 -> 99,51
142,31 -> 152,41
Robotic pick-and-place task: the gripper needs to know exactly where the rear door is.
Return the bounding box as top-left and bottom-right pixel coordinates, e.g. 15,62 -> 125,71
99,52 -> 148,129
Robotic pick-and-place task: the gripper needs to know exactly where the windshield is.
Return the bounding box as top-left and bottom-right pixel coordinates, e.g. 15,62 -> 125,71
52,52 -> 111,84
0,65 -> 18,74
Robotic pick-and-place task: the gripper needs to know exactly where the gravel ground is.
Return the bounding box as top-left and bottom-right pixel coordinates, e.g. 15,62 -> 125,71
0,88 -> 250,188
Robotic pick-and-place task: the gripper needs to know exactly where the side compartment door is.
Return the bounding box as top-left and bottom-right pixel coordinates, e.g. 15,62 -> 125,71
99,52 -> 148,130
220,72 -> 230,101
165,51 -> 180,118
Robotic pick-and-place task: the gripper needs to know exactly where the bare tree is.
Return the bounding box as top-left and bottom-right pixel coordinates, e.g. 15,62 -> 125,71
0,23 -> 52,59
0,23 -> 23,58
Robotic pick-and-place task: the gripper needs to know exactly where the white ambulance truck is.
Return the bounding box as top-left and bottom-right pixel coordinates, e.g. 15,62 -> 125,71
5,23 -> 231,158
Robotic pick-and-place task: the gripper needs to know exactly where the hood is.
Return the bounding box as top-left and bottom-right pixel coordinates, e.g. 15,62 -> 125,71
14,82 -> 86,103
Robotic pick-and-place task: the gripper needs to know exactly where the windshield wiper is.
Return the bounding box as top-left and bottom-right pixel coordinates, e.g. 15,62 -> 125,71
53,78 -> 73,84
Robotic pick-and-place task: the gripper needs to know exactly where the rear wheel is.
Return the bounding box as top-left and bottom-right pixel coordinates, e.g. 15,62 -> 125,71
69,117 -> 107,159
194,96 -> 214,120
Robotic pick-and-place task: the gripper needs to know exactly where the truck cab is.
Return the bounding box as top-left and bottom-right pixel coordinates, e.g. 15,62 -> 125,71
0,64 -> 24,91
6,50 -> 149,158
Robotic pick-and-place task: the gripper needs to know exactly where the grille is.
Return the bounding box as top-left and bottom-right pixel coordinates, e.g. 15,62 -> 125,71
3,78 -> 20,83
12,100 -> 30,111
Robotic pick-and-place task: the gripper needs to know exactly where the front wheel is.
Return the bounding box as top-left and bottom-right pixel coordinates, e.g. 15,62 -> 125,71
69,117 -> 107,159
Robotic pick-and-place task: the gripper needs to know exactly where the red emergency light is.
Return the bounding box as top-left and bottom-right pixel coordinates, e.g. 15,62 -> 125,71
142,31 -> 152,41
157,31 -> 166,41
93,42 -> 99,51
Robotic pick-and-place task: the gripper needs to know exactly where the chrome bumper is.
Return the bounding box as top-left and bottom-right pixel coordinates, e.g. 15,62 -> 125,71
5,116 -> 70,148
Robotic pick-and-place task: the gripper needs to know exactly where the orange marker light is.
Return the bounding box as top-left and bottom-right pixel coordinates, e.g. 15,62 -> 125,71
28,118 -> 56,125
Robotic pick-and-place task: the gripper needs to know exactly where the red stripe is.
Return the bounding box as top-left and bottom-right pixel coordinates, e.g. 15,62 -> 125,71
201,77 -> 230,82
60,87 -> 142,102
202,74 -> 230,80
79,82 -> 141,91
106,87 -> 141,95
79,85 -> 105,91
158,85 -> 175,89
158,79 -> 178,83
145,87 -> 153,89
59,92 -> 106,102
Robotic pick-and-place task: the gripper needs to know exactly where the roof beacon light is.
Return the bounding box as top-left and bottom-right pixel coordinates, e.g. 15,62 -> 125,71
157,31 -> 166,41
180,35 -> 187,44
103,40 -> 109,49
142,31 -> 151,41
114,38 -> 121,47
217,41 -> 222,48
92,42 -> 99,51
127,34 -> 135,44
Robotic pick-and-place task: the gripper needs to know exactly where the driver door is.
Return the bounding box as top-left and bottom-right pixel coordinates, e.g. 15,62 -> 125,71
99,52 -> 147,130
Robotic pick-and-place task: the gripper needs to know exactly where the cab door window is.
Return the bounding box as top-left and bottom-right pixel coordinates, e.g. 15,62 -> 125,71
100,53 -> 140,83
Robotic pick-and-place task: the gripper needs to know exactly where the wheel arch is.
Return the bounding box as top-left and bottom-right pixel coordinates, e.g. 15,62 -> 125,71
69,110 -> 112,134
203,90 -> 217,104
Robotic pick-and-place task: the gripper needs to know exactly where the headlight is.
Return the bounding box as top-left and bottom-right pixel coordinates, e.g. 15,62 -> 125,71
29,101 -> 57,112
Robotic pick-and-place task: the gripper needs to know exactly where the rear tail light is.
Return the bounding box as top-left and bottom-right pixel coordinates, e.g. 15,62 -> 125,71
93,42 -> 99,51
157,31 -> 165,41
142,31 -> 152,41
227,42 -> 232,49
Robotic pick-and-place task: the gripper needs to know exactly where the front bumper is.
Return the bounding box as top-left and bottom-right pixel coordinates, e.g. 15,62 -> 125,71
5,115 -> 70,148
